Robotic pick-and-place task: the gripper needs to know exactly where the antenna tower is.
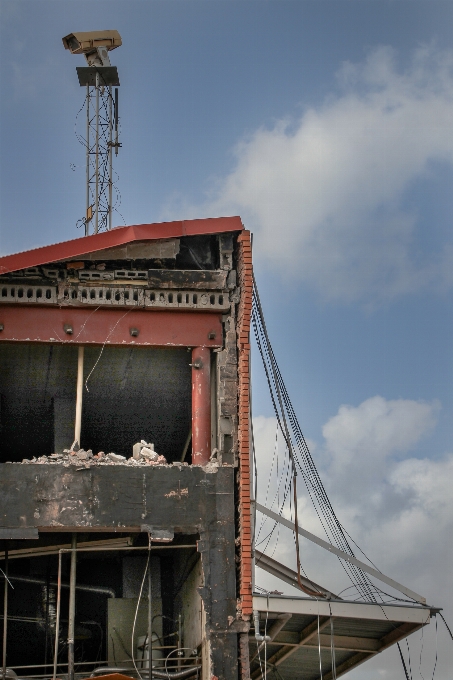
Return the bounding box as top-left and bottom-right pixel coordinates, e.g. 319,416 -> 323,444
63,31 -> 122,235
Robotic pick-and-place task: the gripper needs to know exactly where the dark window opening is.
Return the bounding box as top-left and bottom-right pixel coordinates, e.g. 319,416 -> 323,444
0,344 -> 192,465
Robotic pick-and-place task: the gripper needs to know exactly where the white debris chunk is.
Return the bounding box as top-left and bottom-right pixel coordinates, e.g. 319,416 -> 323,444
140,447 -> 159,462
107,452 -> 126,462
133,440 -> 155,459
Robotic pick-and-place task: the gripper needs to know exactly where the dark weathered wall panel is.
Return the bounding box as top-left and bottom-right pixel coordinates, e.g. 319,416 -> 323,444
0,464 -> 233,531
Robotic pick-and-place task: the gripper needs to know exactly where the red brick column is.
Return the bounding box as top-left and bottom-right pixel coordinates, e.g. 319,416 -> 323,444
237,230 -> 253,620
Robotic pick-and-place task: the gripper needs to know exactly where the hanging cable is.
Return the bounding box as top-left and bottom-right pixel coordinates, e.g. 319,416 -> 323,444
438,612 -> 453,642
431,617 -> 438,680
397,642 -> 411,680
252,276 -> 378,601
252,277 -> 325,598
317,602 -> 323,680
131,534 -> 151,680
328,603 -> 337,680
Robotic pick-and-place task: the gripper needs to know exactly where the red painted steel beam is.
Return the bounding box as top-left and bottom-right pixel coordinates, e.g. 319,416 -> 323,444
192,347 -> 211,465
0,306 -> 222,348
0,216 -> 244,274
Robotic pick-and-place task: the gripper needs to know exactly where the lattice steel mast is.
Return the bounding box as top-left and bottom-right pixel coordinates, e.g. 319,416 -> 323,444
63,31 -> 122,235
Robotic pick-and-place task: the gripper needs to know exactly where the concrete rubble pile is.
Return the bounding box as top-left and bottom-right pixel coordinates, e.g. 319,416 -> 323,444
16,439 -> 168,467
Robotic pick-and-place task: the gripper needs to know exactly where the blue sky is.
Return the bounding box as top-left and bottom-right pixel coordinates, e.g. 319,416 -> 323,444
1,1 -> 452,677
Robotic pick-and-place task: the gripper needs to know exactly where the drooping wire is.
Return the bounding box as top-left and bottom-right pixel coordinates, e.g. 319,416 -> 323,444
317,603 -> 323,680
419,625 -> 426,680
251,275 -> 435,680
431,617 -> 438,680
397,642 -> 411,680
406,638 -> 413,680
438,612 -> 453,641
252,275 -> 377,602
131,533 -> 151,680
252,280 -> 325,598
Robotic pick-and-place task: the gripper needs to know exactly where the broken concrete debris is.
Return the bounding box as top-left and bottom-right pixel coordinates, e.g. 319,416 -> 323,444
132,439 -> 157,460
17,441 -> 167,467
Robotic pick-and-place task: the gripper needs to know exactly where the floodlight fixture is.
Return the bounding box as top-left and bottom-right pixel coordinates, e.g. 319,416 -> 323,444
63,30 -> 122,235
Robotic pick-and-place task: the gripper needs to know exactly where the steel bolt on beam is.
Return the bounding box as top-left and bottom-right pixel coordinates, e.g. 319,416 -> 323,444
191,347 -> 211,465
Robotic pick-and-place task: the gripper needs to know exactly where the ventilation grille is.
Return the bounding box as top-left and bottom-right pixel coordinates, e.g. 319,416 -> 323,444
0,284 -> 230,311
1,285 -> 57,303
60,287 -> 230,310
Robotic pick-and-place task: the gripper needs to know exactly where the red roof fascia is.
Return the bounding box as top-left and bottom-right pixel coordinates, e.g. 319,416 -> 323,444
0,216 -> 243,274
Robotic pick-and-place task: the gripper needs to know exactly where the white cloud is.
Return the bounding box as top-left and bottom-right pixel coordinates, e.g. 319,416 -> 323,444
322,395 -> 439,493
166,46 -> 453,303
253,396 -> 452,678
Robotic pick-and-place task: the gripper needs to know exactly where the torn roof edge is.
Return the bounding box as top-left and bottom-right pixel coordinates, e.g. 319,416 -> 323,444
0,216 -> 244,275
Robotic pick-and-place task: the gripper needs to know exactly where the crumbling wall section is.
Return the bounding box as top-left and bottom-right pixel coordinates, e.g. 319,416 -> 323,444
215,233 -> 239,466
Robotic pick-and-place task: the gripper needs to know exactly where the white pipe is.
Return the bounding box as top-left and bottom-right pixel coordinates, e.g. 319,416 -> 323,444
253,610 -> 270,642
74,346 -> 84,447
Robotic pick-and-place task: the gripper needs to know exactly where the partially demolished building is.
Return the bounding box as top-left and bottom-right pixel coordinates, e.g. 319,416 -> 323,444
0,218 -> 436,679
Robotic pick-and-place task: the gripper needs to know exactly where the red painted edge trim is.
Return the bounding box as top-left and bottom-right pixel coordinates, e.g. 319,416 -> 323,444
0,216 -> 244,275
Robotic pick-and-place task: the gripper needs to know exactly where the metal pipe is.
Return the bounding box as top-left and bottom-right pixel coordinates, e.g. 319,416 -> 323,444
252,613 -> 292,662
253,610 -> 271,643
67,534 -> 77,680
52,550 -> 62,680
86,83 -> 90,236
177,614 -> 182,672
2,544 -> 7,677
90,668 -> 199,679
43,566 -> 51,672
108,85 -> 113,230
148,560 -> 153,679
95,71 -> 100,233
74,346 -> 84,447
58,545 -> 195,554
191,347 -> 211,465
8,575 -> 116,599
0,535 -> 132,561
